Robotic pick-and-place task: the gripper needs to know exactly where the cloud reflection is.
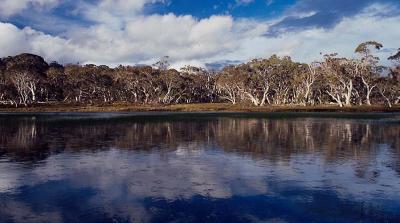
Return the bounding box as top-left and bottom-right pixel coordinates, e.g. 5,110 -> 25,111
0,114 -> 399,222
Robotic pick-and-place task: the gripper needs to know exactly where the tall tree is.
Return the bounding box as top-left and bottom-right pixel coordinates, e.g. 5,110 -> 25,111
354,41 -> 383,105
10,71 -> 38,106
320,54 -> 355,107
378,48 -> 400,107
292,62 -> 319,105
216,66 -> 244,105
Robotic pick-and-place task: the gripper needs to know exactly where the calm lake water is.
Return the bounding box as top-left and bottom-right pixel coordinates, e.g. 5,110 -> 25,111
0,112 -> 399,223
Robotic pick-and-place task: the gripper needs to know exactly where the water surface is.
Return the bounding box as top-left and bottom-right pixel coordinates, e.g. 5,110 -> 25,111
0,112 -> 399,223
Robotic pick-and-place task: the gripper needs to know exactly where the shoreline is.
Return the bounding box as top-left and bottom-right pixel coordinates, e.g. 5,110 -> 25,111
1,103 -> 399,113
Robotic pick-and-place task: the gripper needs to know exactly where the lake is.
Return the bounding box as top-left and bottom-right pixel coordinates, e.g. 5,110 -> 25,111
0,112 -> 399,223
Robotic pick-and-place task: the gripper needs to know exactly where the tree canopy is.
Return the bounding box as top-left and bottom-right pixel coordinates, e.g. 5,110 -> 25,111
0,42 -> 399,107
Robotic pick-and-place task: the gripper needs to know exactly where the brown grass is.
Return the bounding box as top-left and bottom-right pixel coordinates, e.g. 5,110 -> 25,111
0,102 -> 399,113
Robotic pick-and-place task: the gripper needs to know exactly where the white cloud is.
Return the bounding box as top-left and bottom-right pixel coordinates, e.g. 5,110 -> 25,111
0,2 -> 398,68
0,0 -> 59,17
0,22 -> 83,63
211,4 -> 400,64
79,0 -> 167,27
0,13 -> 246,66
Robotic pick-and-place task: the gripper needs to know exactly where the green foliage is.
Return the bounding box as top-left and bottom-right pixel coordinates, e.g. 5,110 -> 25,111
0,41 -> 398,107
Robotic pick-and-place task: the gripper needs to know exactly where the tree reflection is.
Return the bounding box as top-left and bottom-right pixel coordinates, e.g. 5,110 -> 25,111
0,115 -> 399,174
0,114 -> 399,222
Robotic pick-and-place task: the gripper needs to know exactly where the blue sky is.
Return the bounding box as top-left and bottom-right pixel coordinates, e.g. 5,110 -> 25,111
0,0 -> 399,67
2,0 -> 297,34
151,0 -> 296,19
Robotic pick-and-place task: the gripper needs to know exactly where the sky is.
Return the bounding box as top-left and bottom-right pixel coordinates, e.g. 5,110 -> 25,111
0,0 -> 399,68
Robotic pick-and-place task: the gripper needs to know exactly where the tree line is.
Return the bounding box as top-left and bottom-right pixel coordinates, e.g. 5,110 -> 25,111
0,41 -> 399,107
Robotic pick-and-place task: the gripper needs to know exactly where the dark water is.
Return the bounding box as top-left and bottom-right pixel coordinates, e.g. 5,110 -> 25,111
0,112 -> 399,223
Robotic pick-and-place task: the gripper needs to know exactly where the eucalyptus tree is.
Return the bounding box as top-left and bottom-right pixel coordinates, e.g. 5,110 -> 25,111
0,48 -> 397,107
267,56 -> 300,105
378,48 -> 400,107
242,58 -> 274,106
9,71 -> 38,105
0,59 -> 6,103
377,76 -> 399,107
320,53 -> 356,107
292,62 -> 319,105
159,69 -> 184,104
216,65 -> 244,105
180,66 -> 217,103
135,66 -> 161,103
62,64 -> 111,103
44,61 -> 65,102
354,41 -> 383,105
2,54 -> 49,105
227,62 -> 264,106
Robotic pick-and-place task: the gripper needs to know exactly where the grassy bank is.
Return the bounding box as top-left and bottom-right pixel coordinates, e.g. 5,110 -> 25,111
0,103 -> 399,113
